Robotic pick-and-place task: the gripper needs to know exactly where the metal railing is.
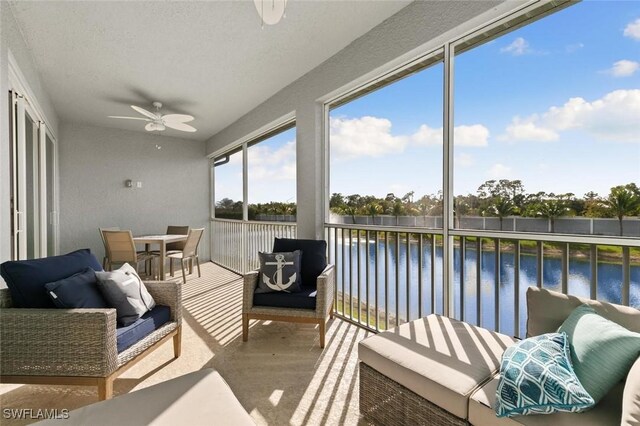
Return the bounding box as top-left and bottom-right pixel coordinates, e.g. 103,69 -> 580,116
211,218 -> 297,274
325,224 -> 444,332
210,218 -> 638,338
326,224 -> 639,338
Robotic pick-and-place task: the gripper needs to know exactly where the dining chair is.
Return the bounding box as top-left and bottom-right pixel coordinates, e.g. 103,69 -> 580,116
148,226 -> 190,273
150,225 -> 190,262
98,227 -> 120,269
102,230 -> 157,276
166,226 -> 190,251
167,228 -> 204,283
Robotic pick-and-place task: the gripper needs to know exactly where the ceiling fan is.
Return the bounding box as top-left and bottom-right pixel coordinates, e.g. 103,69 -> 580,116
109,101 -> 197,133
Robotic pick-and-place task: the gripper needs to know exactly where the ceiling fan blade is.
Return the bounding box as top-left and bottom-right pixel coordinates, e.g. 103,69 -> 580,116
164,122 -> 197,132
108,116 -> 151,121
131,105 -> 159,120
161,114 -> 194,123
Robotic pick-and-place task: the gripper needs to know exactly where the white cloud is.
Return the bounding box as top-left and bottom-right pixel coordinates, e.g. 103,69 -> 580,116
246,140 -> 296,181
331,117 -> 489,159
487,163 -> 512,179
412,124 -> 489,147
454,124 -> 490,147
500,37 -> 530,56
607,59 -> 639,77
500,117 -> 559,142
500,89 -> 640,143
411,124 -> 441,146
624,18 -> 640,40
456,153 -> 474,167
330,116 -> 408,160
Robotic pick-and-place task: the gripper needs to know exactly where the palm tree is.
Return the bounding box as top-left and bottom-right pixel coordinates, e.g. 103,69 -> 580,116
392,201 -> 404,226
537,199 -> 570,233
364,202 -> 381,225
342,206 -> 358,224
606,186 -> 640,236
490,197 -> 515,231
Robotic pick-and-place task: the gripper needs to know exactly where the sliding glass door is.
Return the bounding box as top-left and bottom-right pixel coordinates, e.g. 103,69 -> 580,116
10,91 -> 57,260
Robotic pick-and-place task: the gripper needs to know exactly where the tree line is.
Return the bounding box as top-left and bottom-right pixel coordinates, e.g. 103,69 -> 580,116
215,180 -> 640,235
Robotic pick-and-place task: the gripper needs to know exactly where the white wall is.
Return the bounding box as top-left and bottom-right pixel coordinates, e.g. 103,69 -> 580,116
206,0 -> 505,239
58,123 -> 210,262
0,2 -> 60,264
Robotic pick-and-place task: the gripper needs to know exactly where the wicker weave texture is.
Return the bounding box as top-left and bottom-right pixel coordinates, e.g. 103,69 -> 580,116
145,280 -> 182,324
243,272 -> 258,312
0,280 -> 181,377
359,363 -> 468,426
315,265 -> 335,318
117,322 -> 178,366
0,308 -> 118,377
0,288 -> 13,308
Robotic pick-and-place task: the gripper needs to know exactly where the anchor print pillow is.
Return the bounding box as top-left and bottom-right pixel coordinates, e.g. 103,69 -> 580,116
256,250 -> 302,294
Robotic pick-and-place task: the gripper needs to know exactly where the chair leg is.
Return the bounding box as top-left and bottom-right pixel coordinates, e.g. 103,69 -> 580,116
173,326 -> 182,358
97,376 -> 114,401
196,256 -> 201,278
329,301 -> 334,319
242,314 -> 249,342
319,319 -> 326,349
170,258 -> 174,277
189,258 -> 193,274
180,259 -> 187,284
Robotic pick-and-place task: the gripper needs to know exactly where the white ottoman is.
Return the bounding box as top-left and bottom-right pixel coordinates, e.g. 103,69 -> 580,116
36,369 -> 254,426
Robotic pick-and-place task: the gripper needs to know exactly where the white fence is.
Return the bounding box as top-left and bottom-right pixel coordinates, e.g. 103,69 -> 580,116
211,219 -> 297,273
329,214 -> 640,237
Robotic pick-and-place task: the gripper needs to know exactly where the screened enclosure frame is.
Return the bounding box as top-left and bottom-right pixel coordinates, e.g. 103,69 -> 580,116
321,0 -> 638,318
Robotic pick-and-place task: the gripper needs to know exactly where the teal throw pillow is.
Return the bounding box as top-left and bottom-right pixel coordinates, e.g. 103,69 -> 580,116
495,332 -> 594,417
558,304 -> 640,403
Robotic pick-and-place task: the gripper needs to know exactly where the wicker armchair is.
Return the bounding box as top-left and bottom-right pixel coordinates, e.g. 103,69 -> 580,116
242,264 -> 335,348
0,280 -> 182,400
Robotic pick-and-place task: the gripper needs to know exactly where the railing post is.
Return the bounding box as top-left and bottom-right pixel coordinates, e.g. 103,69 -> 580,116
514,240 -> 520,337
590,245 -> 598,300
494,238 -> 500,332
536,241 -> 543,288
561,243 -> 569,295
622,246 -> 630,306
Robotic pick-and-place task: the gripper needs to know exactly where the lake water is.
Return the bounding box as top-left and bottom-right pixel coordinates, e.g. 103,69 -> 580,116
331,239 -> 640,337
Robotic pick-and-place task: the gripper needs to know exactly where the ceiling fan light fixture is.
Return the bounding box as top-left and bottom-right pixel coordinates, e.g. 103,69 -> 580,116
254,0 -> 288,27
145,121 -> 166,132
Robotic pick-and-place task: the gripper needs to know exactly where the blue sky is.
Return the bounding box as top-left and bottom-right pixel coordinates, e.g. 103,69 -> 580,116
217,1 -> 640,205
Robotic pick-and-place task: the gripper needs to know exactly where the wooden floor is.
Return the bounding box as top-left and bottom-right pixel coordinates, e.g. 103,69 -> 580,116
0,262 -> 371,426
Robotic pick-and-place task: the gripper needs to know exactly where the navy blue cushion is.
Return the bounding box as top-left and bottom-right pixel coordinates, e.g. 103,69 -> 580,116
272,238 -> 327,290
116,305 -> 171,353
44,267 -> 108,309
253,288 -> 317,310
0,249 -> 103,308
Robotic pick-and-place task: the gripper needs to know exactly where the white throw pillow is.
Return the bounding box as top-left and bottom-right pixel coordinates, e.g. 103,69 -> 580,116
95,263 -> 156,326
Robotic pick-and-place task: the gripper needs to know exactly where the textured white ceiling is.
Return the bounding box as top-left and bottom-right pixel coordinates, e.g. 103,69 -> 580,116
9,0 -> 412,140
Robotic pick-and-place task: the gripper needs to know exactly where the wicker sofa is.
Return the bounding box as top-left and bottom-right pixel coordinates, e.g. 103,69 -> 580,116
0,250 -> 182,400
359,287 -> 640,425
